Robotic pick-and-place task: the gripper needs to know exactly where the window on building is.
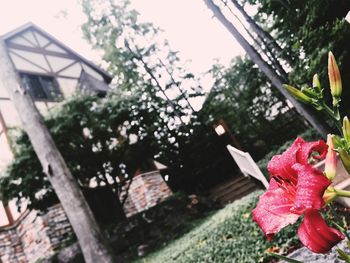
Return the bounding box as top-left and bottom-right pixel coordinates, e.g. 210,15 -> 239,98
20,73 -> 61,101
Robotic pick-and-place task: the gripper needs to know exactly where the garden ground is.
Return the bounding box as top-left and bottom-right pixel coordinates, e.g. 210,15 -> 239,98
134,191 -> 300,263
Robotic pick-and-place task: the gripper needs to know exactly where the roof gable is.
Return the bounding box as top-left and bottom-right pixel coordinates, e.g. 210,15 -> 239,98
1,23 -> 112,84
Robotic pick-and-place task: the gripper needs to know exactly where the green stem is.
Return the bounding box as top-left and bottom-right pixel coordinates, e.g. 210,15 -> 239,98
267,253 -> 304,263
323,103 -> 335,118
333,104 -> 341,121
322,103 -> 343,134
335,188 -> 350,198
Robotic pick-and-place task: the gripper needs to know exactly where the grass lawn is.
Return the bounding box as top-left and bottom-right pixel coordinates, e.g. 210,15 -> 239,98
134,190 -> 300,263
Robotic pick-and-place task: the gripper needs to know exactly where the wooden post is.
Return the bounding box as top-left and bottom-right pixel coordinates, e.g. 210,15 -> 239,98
0,40 -> 115,263
3,202 -> 14,225
214,119 -> 242,150
0,107 -> 14,155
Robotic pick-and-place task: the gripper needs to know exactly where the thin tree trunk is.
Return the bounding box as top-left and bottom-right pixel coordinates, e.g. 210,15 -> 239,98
157,58 -> 196,113
219,0 -> 288,80
125,41 -> 186,125
230,0 -> 293,66
4,203 -> 14,225
204,0 -> 328,137
0,40 -> 115,263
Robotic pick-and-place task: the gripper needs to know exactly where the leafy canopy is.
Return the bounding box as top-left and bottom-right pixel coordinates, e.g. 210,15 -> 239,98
0,91 -> 164,210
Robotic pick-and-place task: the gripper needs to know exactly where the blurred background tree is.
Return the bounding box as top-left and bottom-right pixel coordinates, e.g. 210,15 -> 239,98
4,0 -> 344,206
243,0 -> 350,115
201,57 -> 306,160
0,91 -> 163,211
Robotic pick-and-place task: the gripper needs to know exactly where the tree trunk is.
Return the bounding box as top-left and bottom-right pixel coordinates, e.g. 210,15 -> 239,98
0,40 -> 115,263
230,0 -> 293,66
204,0 -> 328,137
220,0 -> 288,80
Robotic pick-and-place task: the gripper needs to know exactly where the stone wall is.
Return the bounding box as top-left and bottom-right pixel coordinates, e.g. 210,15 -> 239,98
0,224 -> 26,263
0,204 -> 73,263
122,171 -> 173,217
44,204 -> 74,251
0,172 -> 172,261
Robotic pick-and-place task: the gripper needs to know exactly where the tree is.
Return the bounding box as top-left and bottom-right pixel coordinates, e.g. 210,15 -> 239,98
244,0 -> 350,116
82,0 -> 201,123
0,40 -> 115,263
203,0 -> 330,137
201,57 -> 307,159
81,0 -> 206,185
0,91 -> 163,211
218,0 -> 289,80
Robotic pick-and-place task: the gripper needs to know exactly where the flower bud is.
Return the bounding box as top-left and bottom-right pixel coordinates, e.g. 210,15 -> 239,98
343,116 -> 350,145
284,84 -> 313,104
339,148 -> 350,175
312,74 -> 322,94
328,52 -> 342,105
332,135 -> 344,149
301,87 -> 319,99
325,134 -> 337,180
323,186 -> 337,204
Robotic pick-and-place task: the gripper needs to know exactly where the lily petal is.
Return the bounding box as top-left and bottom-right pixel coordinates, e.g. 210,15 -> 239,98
298,210 -> 344,253
268,138 -> 303,182
297,139 -> 328,165
252,178 -> 299,241
291,164 -> 331,214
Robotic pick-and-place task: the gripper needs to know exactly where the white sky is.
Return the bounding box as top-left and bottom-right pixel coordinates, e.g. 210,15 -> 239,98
0,0 -> 244,77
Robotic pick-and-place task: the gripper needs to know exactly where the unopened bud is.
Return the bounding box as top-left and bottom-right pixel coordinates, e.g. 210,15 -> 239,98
339,148 -> 350,175
343,116 -> 350,145
312,74 -> 322,93
332,135 -> 344,148
323,186 -> 337,204
284,84 -> 313,104
325,134 -> 337,180
301,87 -> 319,99
328,52 -> 342,105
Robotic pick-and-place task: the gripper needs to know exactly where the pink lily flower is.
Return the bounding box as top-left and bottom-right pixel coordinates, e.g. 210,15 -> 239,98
252,137 -> 344,253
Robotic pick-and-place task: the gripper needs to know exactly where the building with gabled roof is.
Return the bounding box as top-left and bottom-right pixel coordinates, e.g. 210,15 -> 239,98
0,21 -> 113,229
0,22 -> 112,170
0,22 -> 114,263
0,23 -> 173,263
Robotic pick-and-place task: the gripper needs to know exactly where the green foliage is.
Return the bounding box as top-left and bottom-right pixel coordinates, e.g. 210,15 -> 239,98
134,192 -> 350,263
201,57 -> 307,160
80,0 -> 213,192
0,91 -> 166,210
245,0 -> 350,116
1,0 -> 210,206
81,0 -> 201,121
134,191 -> 300,263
